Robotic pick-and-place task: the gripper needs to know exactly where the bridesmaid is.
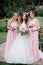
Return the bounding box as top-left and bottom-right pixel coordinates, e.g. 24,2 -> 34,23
5,12 -> 19,59
28,10 -> 40,63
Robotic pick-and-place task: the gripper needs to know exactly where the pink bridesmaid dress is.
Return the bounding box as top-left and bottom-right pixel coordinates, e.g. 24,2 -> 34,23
5,21 -> 18,58
28,18 -> 40,62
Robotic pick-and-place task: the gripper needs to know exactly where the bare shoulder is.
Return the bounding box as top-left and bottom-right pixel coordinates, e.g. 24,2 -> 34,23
7,19 -> 12,26
34,18 -> 39,22
8,19 -> 12,24
34,18 -> 39,24
8,19 -> 12,22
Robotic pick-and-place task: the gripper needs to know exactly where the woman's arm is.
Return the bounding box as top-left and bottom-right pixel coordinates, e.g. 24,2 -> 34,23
7,19 -> 12,30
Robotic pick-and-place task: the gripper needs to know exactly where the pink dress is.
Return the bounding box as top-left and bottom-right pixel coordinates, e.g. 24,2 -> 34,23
5,21 -> 18,57
28,18 -> 40,62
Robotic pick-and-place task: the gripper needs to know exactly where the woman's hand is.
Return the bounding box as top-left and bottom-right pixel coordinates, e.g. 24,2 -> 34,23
31,29 -> 40,32
31,30 -> 34,32
7,26 -> 14,31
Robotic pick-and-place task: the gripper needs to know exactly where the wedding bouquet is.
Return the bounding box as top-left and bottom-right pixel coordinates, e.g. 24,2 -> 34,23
11,25 -> 17,30
29,25 -> 33,28
19,23 -> 28,35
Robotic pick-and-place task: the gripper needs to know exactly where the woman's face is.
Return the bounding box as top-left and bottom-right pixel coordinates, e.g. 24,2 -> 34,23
29,12 -> 34,19
22,14 -> 26,21
13,13 -> 18,20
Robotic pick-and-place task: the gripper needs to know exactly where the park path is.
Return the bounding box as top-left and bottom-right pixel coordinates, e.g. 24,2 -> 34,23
0,43 -> 5,61
0,43 -> 43,65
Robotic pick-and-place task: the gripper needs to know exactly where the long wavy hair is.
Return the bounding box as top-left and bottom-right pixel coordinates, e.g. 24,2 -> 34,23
9,12 -> 19,24
20,12 -> 28,24
13,12 -> 19,21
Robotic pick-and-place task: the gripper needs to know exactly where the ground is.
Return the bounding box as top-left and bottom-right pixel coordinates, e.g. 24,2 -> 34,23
0,43 -> 43,65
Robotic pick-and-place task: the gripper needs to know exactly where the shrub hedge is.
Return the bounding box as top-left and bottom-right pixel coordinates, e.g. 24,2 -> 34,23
0,18 -> 9,32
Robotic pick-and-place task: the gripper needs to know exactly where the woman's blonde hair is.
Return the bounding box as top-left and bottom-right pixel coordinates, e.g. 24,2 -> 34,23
10,12 -> 19,23
8,12 -> 19,26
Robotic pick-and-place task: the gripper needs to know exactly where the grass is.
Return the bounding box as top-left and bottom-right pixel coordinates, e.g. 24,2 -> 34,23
0,62 -> 9,65
0,31 -> 43,44
39,37 -> 43,42
36,16 -> 43,28
0,62 -> 34,65
0,32 -> 7,44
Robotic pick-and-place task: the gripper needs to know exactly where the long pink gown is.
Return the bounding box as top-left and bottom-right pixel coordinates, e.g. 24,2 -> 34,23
28,18 -> 40,62
5,21 -> 18,58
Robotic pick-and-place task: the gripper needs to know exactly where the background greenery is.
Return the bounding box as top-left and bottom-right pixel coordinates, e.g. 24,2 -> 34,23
0,62 -> 33,65
0,0 -> 43,18
0,16 -> 43,32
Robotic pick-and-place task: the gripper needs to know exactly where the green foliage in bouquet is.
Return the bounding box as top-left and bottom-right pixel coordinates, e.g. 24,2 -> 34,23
20,31 -> 28,36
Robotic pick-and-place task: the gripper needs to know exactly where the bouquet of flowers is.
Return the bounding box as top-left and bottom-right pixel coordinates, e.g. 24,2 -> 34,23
19,23 -> 28,35
29,25 -> 33,28
29,24 -> 34,28
11,24 -> 17,30
11,26 -> 17,30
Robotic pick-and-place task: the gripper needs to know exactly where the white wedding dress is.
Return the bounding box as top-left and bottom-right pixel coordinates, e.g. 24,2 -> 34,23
5,22 -> 43,64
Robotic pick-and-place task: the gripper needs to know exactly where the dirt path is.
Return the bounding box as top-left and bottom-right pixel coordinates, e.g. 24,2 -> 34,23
0,43 -> 5,61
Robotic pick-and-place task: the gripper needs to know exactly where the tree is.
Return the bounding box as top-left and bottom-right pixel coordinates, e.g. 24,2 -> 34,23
0,0 -> 43,18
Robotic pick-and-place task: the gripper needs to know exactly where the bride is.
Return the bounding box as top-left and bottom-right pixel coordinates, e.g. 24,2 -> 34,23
5,12 -> 43,64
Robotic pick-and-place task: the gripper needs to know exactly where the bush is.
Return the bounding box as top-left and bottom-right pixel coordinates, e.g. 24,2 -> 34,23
35,6 -> 43,16
0,18 -> 9,32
